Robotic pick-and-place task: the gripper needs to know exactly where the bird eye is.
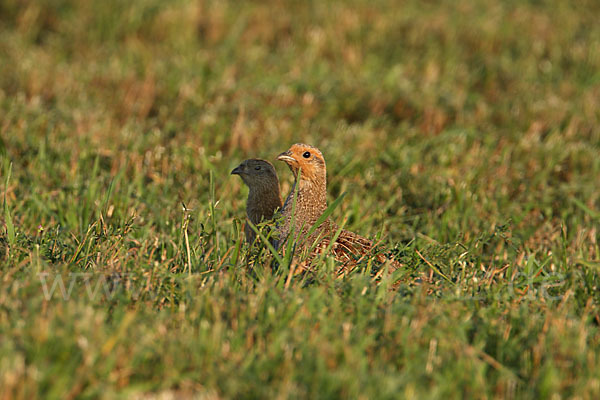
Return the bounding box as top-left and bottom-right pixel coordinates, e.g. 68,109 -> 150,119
302,151 -> 311,158
254,166 -> 261,170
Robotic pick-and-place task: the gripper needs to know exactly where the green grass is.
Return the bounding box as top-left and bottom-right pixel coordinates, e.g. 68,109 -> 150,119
1,0 -> 600,398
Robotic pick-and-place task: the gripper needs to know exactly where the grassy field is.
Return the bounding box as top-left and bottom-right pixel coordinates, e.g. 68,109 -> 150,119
1,0 -> 600,398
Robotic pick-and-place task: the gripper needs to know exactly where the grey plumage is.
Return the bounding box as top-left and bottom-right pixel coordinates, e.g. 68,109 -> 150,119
231,159 -> 282,244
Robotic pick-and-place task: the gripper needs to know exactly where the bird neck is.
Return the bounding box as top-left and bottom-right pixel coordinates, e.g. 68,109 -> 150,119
247,182 -> 282,223
297,175 -> 327,209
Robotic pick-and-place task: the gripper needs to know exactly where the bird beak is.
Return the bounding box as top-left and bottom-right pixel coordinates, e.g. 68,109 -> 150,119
231,165 -> 243,175
277,151 -> 296,164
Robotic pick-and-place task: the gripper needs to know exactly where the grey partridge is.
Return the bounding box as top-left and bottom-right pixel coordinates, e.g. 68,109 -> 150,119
276,143 -> 401,272
231,159 -> 282,245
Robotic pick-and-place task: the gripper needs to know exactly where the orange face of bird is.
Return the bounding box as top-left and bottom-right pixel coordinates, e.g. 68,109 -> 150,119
276,143 -> 326,182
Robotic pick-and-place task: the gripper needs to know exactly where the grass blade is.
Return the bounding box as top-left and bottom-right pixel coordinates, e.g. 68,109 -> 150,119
3,161 -> 15,247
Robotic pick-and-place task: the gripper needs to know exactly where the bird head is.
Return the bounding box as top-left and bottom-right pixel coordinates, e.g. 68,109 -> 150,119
231,159 -> 279,189
276,143 -> 326,183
